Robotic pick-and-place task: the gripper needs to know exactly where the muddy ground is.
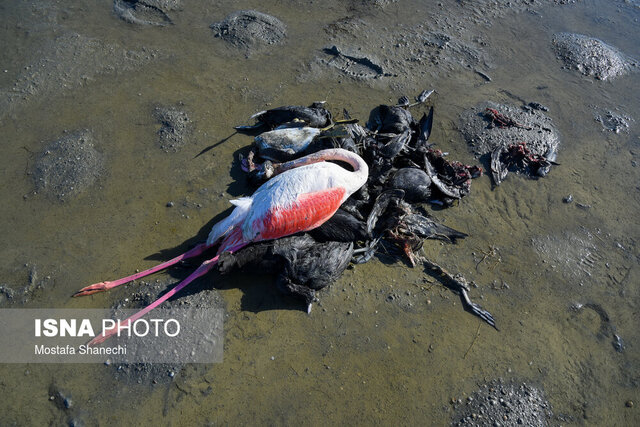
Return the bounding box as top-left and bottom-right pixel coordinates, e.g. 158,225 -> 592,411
0,0 -> 638,425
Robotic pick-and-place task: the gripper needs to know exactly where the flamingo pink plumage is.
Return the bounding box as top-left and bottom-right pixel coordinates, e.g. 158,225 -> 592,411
75,148 -> 368,345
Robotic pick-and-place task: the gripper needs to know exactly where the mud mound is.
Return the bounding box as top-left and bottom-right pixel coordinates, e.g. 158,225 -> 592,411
33,130 -> 104,201
451,379 -> 553,426
113,0 -> 182,26
459,101 -> 559,160
210,10 -> 287,55
154,104 -> 193,152
552,33 -> 637,80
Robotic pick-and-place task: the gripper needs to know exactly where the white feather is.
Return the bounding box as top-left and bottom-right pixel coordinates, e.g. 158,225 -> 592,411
206,197 -> 253,246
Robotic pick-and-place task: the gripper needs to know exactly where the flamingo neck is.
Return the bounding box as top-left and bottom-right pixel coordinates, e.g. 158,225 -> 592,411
273,148 -> 369,193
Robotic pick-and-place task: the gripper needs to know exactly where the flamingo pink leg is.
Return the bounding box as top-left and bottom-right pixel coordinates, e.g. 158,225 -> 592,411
88,243 -> 246,346
73,243 -> 210,297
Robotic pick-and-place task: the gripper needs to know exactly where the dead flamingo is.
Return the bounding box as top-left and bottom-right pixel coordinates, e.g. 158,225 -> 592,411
74,148 -> 368,345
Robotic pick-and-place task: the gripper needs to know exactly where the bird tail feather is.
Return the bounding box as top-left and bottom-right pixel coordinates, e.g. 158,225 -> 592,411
206,197 -> 253,246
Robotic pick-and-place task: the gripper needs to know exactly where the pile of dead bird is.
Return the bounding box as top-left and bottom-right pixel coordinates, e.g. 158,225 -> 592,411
216,90 -> 497,328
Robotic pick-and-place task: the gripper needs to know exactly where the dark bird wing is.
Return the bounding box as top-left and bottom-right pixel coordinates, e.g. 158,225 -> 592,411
401,214 -> 467,243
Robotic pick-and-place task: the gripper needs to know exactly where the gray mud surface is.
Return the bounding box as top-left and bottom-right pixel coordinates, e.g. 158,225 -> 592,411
0,32 -> 158,119
154,104 -> 193,152
0,263 -> 55,305
309,17 -> 490,85
321,45 -> 386,80
459,101 -> 560,159
32,130 -> 104,201
552,32 -> 638,80
451,379 -> 553,426
210,10 -> 287,55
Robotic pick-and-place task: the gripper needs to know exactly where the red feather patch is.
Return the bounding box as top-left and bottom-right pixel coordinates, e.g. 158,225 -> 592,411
255,187 -> 346,241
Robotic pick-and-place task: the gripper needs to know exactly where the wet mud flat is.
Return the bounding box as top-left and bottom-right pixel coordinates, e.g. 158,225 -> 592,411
0,0 -> 639,426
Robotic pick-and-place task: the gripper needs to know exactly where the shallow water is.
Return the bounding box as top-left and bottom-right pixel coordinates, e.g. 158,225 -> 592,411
0,0 -> 638,425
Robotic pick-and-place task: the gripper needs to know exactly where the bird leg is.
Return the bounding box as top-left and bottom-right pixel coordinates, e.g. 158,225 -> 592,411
73,243 -> 210,297
422,257 -> 498,330
88,243 -> 247,346
88,256 -> 218,346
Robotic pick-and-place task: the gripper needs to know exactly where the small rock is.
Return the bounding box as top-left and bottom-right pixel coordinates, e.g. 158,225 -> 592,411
528,102 -> 549,112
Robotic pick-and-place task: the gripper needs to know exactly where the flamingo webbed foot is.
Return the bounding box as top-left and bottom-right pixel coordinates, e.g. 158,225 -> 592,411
73,281 -> 113,297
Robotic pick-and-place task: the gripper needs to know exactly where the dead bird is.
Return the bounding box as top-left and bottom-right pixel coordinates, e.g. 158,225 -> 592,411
218,234 -> 353,311
241,130 -> 356,182
374,199 -> 467,265
217,201 -> 377,308
422,150 -> 482,203
340,109 -> 369,149
252,119 -> 358,162
387,168 -> 432,204
484,107 -> 531,130
377,129 -> 412,159
254,126 -> 324,161
309,209 -> 369,243
367,104 -> 416,134
354,190 -> 466,266
490,141 -> 558,185
235,102 -> 332,132
397,90 -> 435,108
415,107 -> 434,150
367,89 -> 434,134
